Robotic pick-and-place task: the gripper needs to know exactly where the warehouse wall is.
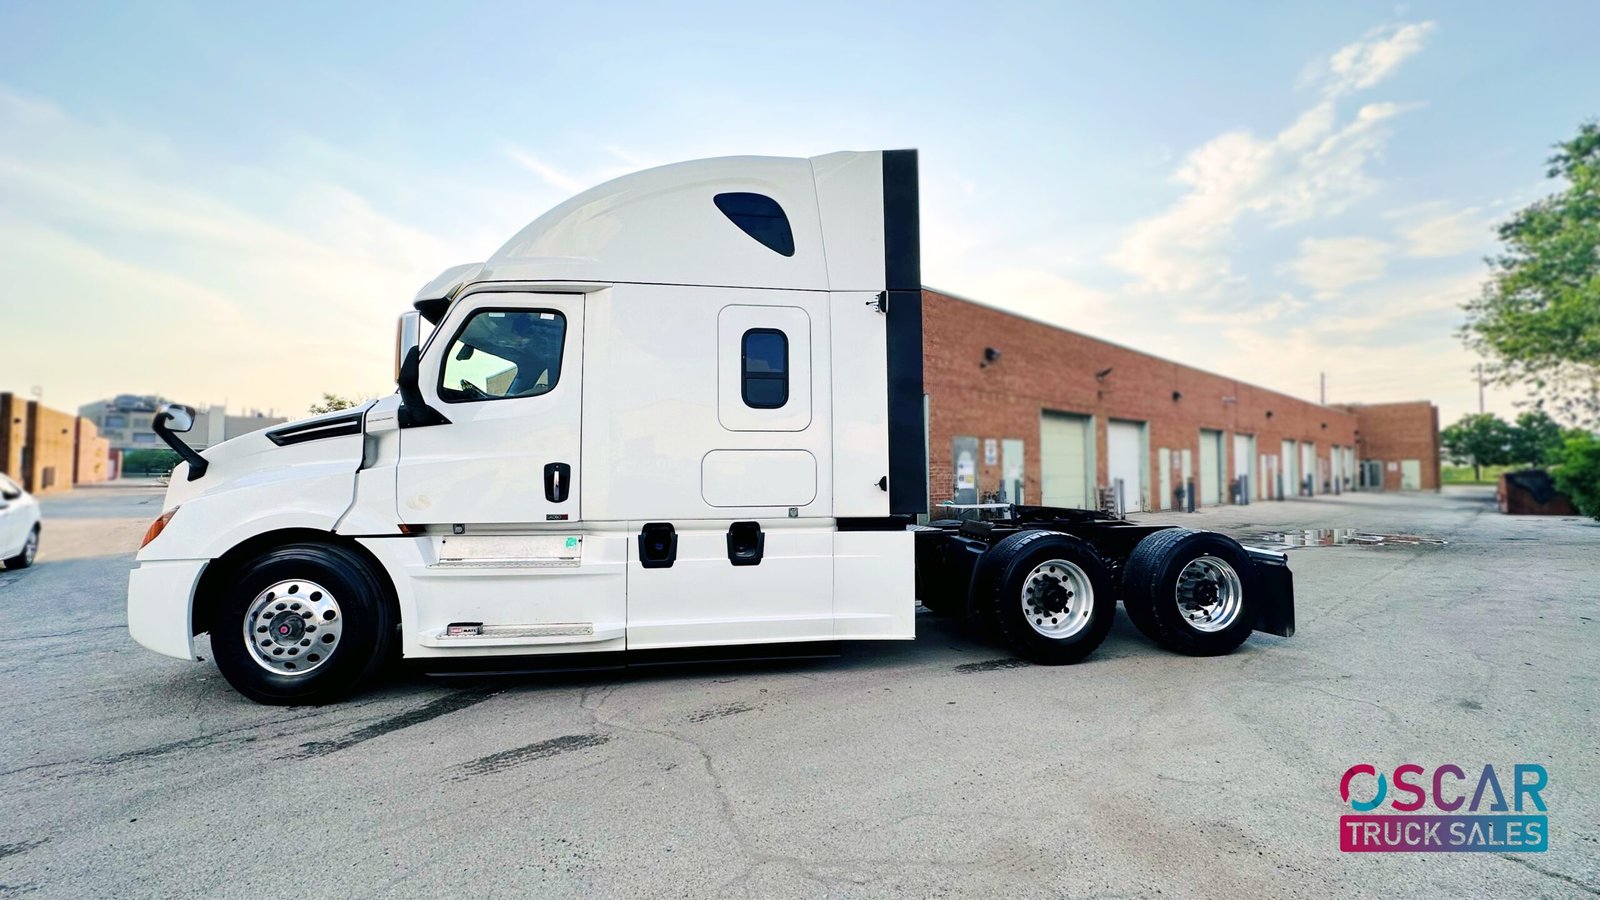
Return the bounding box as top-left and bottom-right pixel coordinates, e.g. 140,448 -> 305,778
1336,401 -> 1442,491
0,393 -> 112,494
923,289 -> 1361,510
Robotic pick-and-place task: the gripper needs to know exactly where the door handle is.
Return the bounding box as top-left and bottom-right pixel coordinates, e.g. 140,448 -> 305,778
544,462 -> 571,503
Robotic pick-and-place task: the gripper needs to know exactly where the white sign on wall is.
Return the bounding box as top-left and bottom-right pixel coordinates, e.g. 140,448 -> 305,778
984,438 -> 998,466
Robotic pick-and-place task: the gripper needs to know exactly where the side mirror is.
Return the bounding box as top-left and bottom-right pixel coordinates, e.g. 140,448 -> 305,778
160,403 -> 196,433
397,346 -> 449,428
153,403 -> 207,480
395,311 -> 422,384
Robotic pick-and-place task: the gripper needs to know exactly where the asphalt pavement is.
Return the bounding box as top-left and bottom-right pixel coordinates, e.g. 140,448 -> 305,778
0,482 -> 1595,898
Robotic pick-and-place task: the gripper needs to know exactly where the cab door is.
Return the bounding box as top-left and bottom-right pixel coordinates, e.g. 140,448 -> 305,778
397,292 -> 583,526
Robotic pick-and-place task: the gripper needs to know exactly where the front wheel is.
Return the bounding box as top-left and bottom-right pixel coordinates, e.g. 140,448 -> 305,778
1121,529 -> 1256,656
979,530 -> 1116,665
3,525 -> 38,569
211,543 -> 395,705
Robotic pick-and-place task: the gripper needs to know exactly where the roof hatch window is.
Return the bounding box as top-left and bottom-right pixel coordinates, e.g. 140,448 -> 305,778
714,192 -> 795,257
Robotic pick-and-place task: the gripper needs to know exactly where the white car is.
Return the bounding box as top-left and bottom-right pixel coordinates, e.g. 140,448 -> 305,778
0,473 -> 41,569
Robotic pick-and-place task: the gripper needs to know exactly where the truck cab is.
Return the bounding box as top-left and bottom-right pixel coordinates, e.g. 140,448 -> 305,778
130,150 -> 932,703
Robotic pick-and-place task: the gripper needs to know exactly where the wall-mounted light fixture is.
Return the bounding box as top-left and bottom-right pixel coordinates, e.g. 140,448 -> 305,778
1265,410 -> 1275,419
1171,390 -> 1183,402
1222,396 -> 1237,404
1095,367 -> 1114,381
980,347 -> 1002,368
1321,422 -> 1328,429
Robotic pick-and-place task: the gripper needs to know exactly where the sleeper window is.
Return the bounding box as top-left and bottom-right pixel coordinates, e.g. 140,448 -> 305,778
741,329 -> 788,409
714,193 -> 795,257
439,309 -> 566,403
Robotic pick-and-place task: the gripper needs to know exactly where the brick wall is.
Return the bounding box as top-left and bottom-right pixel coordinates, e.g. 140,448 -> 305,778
922,289 -> 1362,509
0,392 -> 113,494
1335,401 -> 1442,491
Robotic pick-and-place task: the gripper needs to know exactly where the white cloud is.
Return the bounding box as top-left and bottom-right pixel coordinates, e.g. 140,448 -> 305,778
0,89 -> 486,415
1111,22 -> 1432,296
1325,22 -> 1437,96
1287,236 -> 1392,297
505,148 -> 591,194
1397,207 -> 1493,258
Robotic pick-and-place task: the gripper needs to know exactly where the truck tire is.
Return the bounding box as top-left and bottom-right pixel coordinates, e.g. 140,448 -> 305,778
211,543 -> 396,705
1121,529 -> 1255,656
977,530 -> 1115,665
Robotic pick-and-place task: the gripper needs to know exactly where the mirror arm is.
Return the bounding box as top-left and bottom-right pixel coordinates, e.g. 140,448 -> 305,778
397,347 -> 450,428
153,411 -> 208,481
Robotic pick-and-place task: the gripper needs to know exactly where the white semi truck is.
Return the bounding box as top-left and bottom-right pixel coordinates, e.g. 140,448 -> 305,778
129,150 -> 1295,704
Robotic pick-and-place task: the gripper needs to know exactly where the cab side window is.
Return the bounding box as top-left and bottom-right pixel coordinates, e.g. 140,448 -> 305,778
440,309 -> 567,403
741,328 -> 788,409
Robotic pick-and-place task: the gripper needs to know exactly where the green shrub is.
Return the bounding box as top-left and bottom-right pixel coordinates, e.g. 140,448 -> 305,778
1552,432 -> 1600,520
121,449 -> 182,477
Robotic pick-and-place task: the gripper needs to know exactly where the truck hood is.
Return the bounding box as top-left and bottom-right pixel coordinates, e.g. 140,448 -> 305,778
161,403 -> 375,511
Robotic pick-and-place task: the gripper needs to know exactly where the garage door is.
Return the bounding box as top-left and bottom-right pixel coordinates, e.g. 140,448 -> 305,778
1106,421 -> 1145,514
1400,459 -> 1422,491
1040,412 -> 1091,509
1281,440 -> 1297,496
1300,442 -> 1317,495
1199,429 -> 1224,506
1233,433 -> 1255,500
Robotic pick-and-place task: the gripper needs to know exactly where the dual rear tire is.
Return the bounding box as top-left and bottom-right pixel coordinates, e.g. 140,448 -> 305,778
976,527 -> 1258,663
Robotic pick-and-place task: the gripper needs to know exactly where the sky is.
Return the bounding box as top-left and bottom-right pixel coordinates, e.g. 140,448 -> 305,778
1,1 -> 1595,425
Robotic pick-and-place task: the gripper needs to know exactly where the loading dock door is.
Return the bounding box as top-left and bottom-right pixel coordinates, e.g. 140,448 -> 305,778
1107,421 -> 1146,513
1300,442 -> 1317,495
1040,412 -> 1092,510
1282,440 -> 1298,497
1157,447 -> 1172,510
1233,434 -> 1255,501
1199,429 -> 1224,506
1401,459 -> 1422,491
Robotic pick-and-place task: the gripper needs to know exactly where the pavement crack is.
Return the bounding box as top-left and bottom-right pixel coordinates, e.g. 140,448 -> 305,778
0,838 -> 47,861
1496,854 -> 1600,896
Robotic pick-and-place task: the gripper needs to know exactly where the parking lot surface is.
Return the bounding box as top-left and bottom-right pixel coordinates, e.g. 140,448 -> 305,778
1,483 -> 1596,898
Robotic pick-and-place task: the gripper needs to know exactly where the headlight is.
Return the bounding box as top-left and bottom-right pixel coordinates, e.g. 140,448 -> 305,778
141,508 -> 179,549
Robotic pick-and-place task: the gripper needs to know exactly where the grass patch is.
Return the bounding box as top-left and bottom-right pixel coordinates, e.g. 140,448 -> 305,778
1442,464 -> 1523,485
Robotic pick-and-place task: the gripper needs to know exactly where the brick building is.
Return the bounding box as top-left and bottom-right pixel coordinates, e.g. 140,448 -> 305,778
1334,401 -> 1443,491
0,393 -> 111,495
921,288 -> 1434,511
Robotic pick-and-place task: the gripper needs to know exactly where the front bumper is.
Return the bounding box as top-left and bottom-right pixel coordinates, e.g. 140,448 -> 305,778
1246,548 -> 1296,638
128,559 -> 208,660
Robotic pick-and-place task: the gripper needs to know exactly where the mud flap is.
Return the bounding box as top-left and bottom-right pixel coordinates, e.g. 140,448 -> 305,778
1245,548 -> 1296,638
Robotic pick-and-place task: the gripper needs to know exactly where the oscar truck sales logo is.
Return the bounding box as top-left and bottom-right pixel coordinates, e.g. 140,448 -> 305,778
1339,764 -> 1548,852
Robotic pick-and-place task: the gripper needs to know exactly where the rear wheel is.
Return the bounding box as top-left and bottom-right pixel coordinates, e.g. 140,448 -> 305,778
979,530 -> 1115,665
1121,528 -> 1256,656
211,543 -> 395,705
3,525 -> 38,569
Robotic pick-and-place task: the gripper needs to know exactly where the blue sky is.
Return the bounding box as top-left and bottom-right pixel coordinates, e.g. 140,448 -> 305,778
1,1 -> 1595,423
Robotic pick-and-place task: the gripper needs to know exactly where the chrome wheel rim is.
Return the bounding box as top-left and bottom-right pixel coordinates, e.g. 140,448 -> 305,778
1020,559 -> 1094,639
243,579 -> 343,676
23,530 -> 37,565
1176,556 -> 1243,633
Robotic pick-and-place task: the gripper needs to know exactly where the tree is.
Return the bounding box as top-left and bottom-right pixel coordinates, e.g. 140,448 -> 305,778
309,393 -> 361,414
1463,122 -> 1600,425
1552,431 -> 1600,521
1505,410 -> 1569,467
121,449 -> 181,477
1440,413 -> 1513,480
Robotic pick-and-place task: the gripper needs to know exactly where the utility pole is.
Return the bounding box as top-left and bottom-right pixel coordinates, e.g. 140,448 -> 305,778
1477,363 -> 1485,414
1319,372 -> 1326,405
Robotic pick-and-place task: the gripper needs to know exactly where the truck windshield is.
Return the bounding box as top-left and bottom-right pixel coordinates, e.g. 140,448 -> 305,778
439,309 -> 566,402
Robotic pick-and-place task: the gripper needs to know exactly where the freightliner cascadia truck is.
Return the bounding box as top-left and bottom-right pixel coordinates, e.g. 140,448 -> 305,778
128,150 -> 1295,704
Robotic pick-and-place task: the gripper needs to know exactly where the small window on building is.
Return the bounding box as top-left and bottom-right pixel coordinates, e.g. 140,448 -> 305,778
714,193 -> 795,257
439,309 -> 567,403
741,329 -> 789,409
